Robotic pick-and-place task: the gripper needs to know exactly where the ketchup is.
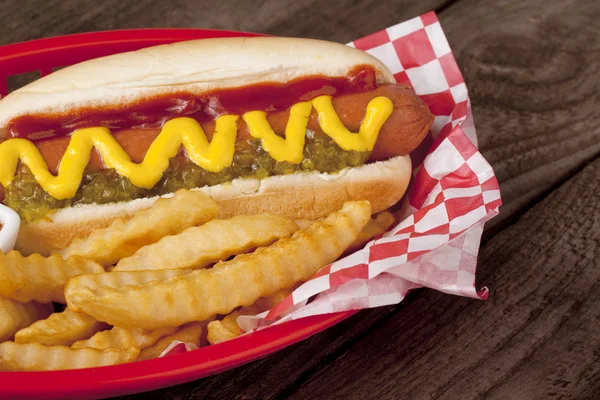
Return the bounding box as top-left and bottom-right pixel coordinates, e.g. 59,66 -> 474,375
8,66 -> 377,141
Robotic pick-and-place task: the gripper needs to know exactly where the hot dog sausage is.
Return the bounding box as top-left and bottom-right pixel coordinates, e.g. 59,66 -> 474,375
31,84 -> 432,174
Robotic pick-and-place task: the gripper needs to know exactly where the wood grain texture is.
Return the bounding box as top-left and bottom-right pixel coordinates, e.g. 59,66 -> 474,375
0,0 -> 599,398
439,0 -> 600,235
0,0 -> 451,46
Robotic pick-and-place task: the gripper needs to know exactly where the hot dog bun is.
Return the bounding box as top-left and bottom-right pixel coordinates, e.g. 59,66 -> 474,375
15,155 -> 411,256
0,37 -> 394,136
0,37 -> 424,256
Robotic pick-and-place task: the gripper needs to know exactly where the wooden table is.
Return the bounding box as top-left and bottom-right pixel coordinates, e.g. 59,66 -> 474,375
2,0 -> 600,398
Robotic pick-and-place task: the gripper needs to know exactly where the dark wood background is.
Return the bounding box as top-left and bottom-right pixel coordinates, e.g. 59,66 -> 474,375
2,0 -> 600,398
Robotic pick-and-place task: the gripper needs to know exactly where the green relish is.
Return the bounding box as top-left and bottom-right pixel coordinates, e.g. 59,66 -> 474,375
4,132 -> 369,222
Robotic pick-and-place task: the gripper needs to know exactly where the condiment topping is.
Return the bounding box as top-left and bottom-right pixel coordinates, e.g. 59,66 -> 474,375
8,66 -> 377,140
5,134 -> 370,222
0,96 -> 393,200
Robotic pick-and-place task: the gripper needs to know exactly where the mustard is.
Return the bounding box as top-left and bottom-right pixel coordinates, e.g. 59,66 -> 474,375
243,101 -> 313,163
312,96 -> 393,152
0,95 -> 393,200
0,116 -> 238,200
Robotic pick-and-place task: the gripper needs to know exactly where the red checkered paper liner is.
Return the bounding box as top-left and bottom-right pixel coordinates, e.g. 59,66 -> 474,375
235,11 -> 501,333
163,11 -> 501,354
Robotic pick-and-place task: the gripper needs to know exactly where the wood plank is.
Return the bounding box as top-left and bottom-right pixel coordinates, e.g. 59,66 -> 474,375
437,0 -> 600,234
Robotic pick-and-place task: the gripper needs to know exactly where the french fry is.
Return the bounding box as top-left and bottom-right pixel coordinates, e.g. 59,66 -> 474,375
207,288 -> 294,344
220,311 -> 246,335
114,215 -> 299,271
294,218 -> 323,230
253,287 -> 295,311
345,211 -> 396,254
66,201 -> 371,329
207,312 -> 243,345
0,297 -> 53,342
59,189 -> 218,266
298,212 -> 396,256
0,251 -> 103,303
72,326 -> 177,350
0,342 -> 139,371
63,271 -> 193,342
14,308 -> 108,346
72,327 -> 135,351
137,323 -> 204,361
66,268 -> 194,297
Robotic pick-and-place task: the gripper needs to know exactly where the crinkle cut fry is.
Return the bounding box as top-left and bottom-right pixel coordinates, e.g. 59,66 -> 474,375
59,189 -> 218,266
14,308 -> 108,346
0,341 -> 139,371
65,268 -> 194,299
0,298 -> 53,342
72,326 -> 177,350
66,201 -> 371,329
114,214 -> 298,271
345,211 -> 395,254
137,323 -> 204,361
207,287 -> 295,344
0,251 -> 103,303
207,312 -> 243,344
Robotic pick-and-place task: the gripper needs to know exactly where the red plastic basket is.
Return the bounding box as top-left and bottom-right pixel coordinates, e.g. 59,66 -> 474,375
0,29 -> 356,399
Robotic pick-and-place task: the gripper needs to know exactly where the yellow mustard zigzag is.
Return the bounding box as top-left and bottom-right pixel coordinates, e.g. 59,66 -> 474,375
0,95 -> 393,200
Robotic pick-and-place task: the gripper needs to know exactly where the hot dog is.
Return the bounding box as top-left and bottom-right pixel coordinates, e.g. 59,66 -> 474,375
11,85 -> 429,175
0,37 -> 433,255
